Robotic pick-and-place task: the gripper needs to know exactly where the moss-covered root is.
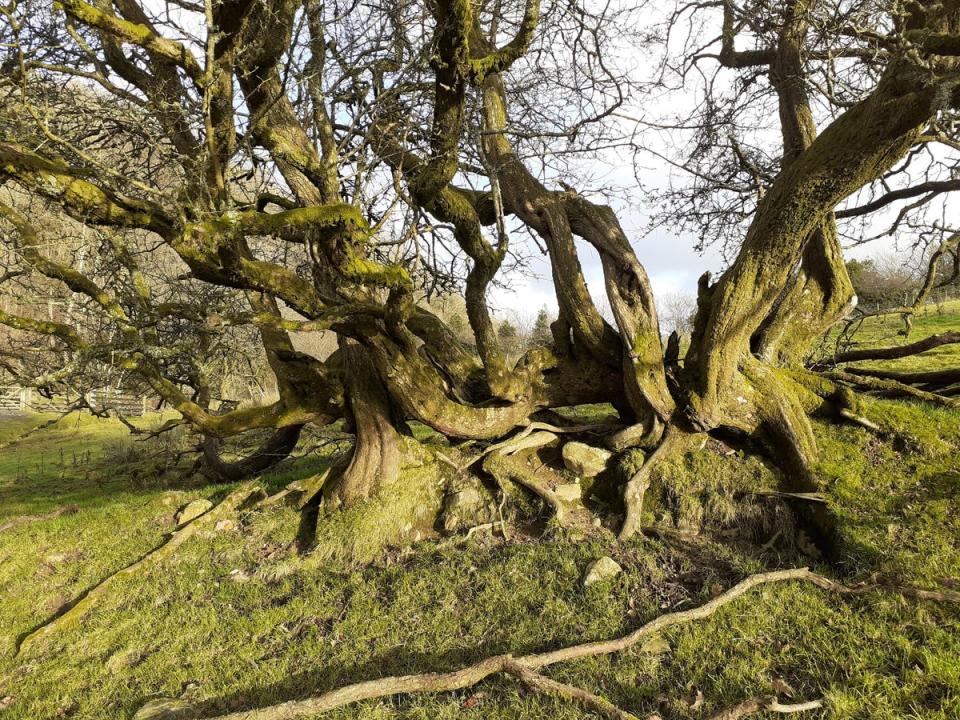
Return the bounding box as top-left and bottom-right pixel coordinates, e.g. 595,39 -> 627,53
480,429 -> 591,526
199,567 -> 958,720
15,483 -> 265,656
619,426 -> 703,541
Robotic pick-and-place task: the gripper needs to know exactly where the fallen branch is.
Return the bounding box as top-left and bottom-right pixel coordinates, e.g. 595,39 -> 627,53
829,330 -> 960,364
843,366 -> 960,389
16,484 -> 264,656
705,695 -> 824,720
825,370 -> 960,410
199,567 -> 959,719
0,409 -> 74,452
837,408 -> 881,432
0,504 -> 78,534
746,490 -> 827,504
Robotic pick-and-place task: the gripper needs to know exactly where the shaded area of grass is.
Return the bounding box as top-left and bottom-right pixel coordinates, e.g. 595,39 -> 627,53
0,397 -> 957,719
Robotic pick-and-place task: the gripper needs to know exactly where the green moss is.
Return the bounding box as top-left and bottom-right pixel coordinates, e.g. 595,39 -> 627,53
644,440 -> 785,537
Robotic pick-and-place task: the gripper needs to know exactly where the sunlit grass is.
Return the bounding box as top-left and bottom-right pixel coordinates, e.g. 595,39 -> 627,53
0,397 -> 957,719
827,298 -> 960,373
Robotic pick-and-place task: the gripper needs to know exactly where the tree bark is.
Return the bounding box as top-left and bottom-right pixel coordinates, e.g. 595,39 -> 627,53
325,344 -> 401,508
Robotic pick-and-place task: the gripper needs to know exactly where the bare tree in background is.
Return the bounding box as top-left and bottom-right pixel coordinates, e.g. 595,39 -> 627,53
660,293 -> 696,335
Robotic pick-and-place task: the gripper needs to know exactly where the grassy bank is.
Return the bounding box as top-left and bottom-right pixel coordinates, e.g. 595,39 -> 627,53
0,399 -> 957,719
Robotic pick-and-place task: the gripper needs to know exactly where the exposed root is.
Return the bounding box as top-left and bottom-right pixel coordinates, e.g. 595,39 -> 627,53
501,659 -> 639,720
825,370 -> 960,410
745,491 -> 827,504
605,416 -> 664,452
463,421 -> 615,471
465,520 -> 507,539
705,695 -> 824,720
619,426 -> 700,541
16,484 -> 264,656
198,567 -> 959,720
483,435 -> 578,525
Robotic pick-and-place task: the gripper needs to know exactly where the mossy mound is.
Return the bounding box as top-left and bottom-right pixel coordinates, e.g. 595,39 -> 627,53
634,438 -> 795,544
305,438 -> 448,567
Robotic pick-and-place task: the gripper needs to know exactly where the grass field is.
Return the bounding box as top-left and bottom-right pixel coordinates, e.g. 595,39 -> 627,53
824,298 -> 960,373
0,386 -> 958,718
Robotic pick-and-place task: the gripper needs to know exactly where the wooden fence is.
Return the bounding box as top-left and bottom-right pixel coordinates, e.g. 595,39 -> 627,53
0,386 -> 30,412
0,386 -> 148,416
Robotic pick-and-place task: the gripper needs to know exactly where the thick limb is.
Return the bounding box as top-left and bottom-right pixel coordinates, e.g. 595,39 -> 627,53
201,425 -> 304,483
689,36 -> 956,422
754,224 -> 856,366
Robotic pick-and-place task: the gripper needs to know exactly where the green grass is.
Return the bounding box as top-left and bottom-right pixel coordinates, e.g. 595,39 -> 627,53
0,401 -> 958,719
827,298 -> 960,373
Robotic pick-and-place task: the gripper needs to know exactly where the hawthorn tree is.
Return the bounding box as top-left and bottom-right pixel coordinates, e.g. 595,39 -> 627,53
2,0 -> 960,541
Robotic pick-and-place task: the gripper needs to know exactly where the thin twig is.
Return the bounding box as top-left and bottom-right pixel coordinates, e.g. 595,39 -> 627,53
502,659 -> 640,720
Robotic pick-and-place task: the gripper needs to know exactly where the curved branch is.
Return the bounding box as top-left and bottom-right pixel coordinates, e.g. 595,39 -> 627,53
201,425 -> 304,483
58,0 -> 203,83
469,0 -> 541,80
836,178 -> 960,218
830,331 -> 960,364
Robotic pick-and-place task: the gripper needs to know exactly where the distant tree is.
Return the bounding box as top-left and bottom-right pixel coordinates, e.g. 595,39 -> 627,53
845,257 -> 917,309
529,307 -> 552,346
497,320 -> 518,353
447,313 -> 468,340
661,294 -> 696,336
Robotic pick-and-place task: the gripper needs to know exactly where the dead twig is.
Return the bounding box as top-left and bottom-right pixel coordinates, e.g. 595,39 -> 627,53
502,659 -> 640,720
